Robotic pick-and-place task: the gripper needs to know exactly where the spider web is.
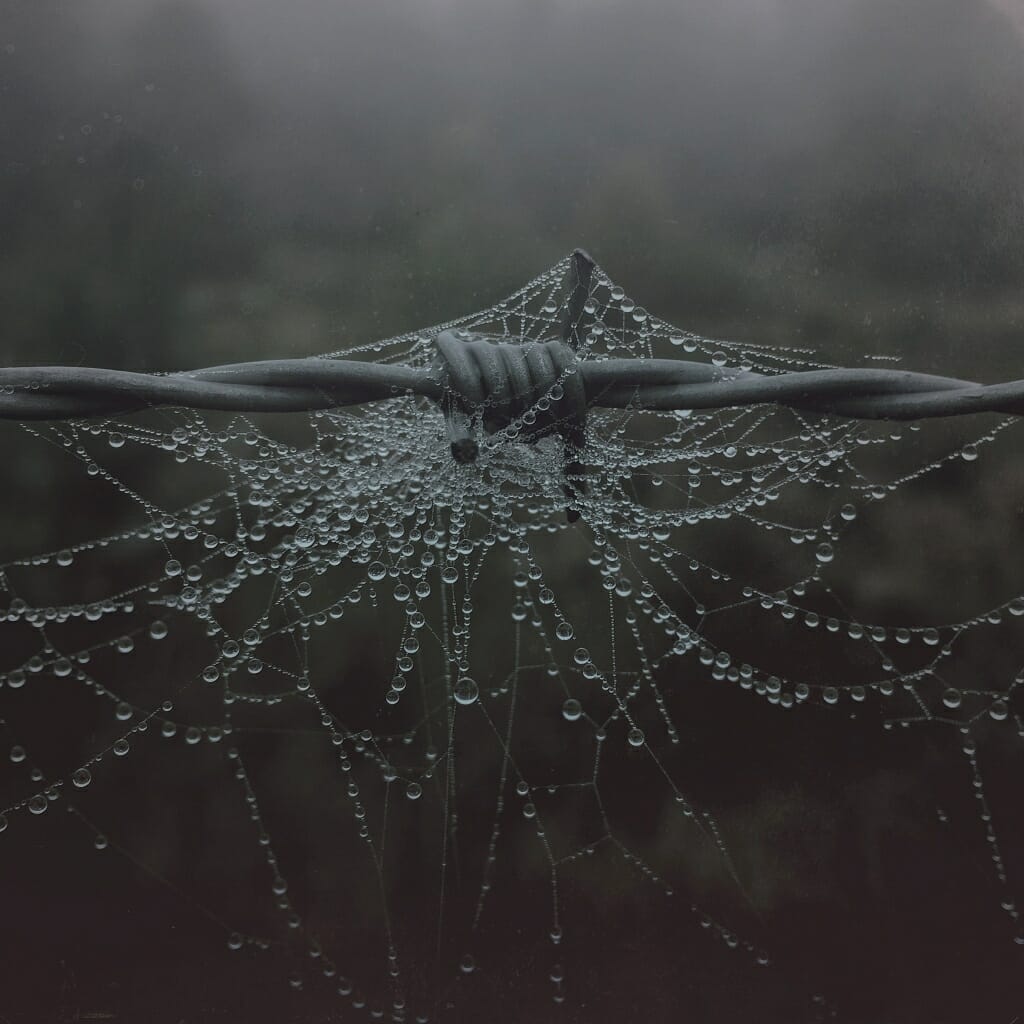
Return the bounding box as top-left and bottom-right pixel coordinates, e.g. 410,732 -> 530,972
1,254 -> 1022,1022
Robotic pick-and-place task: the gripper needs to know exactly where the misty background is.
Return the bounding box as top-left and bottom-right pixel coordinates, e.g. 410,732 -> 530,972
2,1 -> 1024,1022
4,0 -> 1023,376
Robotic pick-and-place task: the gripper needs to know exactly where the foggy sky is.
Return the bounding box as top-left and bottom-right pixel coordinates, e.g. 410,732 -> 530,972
3,0 -> 1023,371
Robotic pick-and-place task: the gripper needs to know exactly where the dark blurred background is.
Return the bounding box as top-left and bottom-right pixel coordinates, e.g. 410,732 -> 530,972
2,1 -> 1024,1022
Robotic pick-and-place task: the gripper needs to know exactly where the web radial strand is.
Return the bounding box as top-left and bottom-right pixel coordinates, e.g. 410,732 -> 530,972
0,252 -> 1022,1021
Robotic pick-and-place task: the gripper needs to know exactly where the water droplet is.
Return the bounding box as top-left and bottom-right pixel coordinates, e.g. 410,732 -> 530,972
72,768 -> 92,788
562,698 -> 582,722
454,677 -> 478,706
627,727 -> 645,748
406,782 -> 422,801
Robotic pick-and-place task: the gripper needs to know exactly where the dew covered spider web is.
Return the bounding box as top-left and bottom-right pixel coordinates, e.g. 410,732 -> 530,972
1,253 -> 1023,1023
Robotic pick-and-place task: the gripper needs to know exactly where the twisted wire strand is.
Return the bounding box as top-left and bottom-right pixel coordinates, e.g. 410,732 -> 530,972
1,353 -> 1022,423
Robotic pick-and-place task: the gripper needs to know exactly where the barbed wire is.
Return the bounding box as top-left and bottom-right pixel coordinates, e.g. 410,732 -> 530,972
1,343 -> 1022,423
2,249 -> 1021,430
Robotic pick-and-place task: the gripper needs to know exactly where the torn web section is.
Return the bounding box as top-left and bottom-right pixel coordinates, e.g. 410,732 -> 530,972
0,254 -> 1022,1022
